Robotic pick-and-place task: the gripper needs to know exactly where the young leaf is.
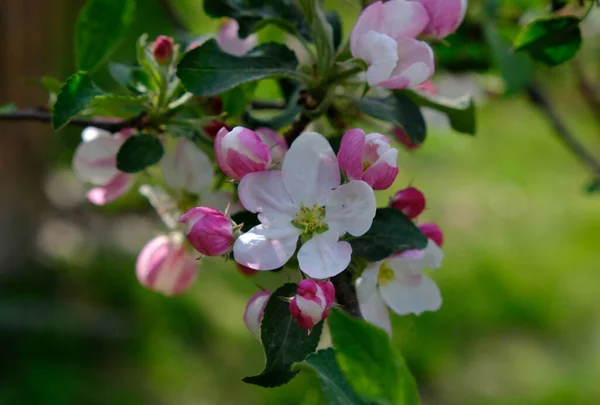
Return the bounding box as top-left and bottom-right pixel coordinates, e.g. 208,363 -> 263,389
75,0 -> 136,71
116,134 -> 164,173
514,16 -> 582,66
204,0 -> 310,39
293,348 -> 369,405
326,11 -> 343,51
328,308 -> 419,405
401,90 -> 476,135
177,40 -> 301,97
346,208 -> 427,262
221,82 -> 258,117
52,72 -> 104,130
0,102 -> 16,114
359,94 -> 426,145
87,94 -> 148,119
243,283 -> 323,388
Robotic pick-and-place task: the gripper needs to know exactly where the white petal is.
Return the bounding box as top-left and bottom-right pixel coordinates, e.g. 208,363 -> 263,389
297,230 -> 351,279
422,239 -> 444,269
380,275 -> 442,316
233,223 -> 300,270
81,126 -> 112,143
356,266 -> 392,335
238,171 -> 298,225
282,132 -> 341,206
361,31 -> 398,85
161,138 -> 214,193
325,180 -> 376,237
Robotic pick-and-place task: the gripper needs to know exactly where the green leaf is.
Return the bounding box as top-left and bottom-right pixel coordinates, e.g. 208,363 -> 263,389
221,82 -> 258,117
52,72 -> 104,130
177,40 -> 301,97
294,348 -> 369,405
116,134 -> 164,173
484,24 -> 536,94
402,90 -> 476,135
243,283 -> 323,388
86,94 -> 148,119
585,178 -> 600,194
514,16 -> 582,66
299,0 -> 335,78
346,208 -> 427,262
204,0 -> 310,39
359,94 -> 426,145
0,102 -> 16,114
326,11 -> 343,51
329,309 -> 419,405
75,0 -> 136,71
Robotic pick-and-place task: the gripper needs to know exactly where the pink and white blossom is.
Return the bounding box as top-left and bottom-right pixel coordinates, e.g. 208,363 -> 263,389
255,127 -> 288,165
72,127 -> 133,205
418,223 -> 444,247
216,19 -> 257,56
179,207 -> 234,256
350,0 -> 434,88
233,132 -> 376,279
337,129 -> 399,190
136,233 -> 198,296
161,138 -> 214,194
416,0 -> 468,39
244,290 -> 272,338
215,126 -> 272,181
290,280 -> 336,330
356,239 -> 444,334
390,187 -> 426,219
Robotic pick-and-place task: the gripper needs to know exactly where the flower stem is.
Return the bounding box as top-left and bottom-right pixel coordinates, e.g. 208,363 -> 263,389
331,271 -> 362,318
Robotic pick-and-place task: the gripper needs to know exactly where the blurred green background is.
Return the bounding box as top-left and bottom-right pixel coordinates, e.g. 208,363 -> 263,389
1,0 -> 600,404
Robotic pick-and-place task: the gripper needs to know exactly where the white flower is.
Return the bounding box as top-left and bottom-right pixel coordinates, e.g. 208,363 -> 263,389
233,132 -> 377,279
356,239 -> 444,335
161,137 -> 214,194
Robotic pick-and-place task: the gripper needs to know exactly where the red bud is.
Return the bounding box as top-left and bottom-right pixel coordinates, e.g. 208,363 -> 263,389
390,187 -> 426,220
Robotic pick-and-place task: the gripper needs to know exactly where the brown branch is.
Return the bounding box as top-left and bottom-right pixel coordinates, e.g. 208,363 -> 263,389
0,108 -> 147,133
526,83 -> 600,177
284,112 -> 311,144
572,60 -> 600,128
250,100 -> 286,110
331,272 -> 362,318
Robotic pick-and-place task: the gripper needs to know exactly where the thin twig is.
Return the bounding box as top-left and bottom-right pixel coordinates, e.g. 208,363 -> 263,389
331,272 -> 362,319
526,83 -> 600,177
284,112 -> 311,144
250,100 -> 286,110
0,108 -> 146,132
572,60 -> 600,129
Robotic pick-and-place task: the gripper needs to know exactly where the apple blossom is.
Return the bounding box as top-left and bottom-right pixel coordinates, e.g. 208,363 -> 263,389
244,290 -> 272,338
356,239 -> 444,334
350,0 -> 434,88
290,280 -> 336,330
390,187 -> 426,219
233,132 -> 376,279
419,223 -> 444,247
161,138 -> 214,194
136,233 -> 198,296
215,126 -> 272,181
416,0 -> 468,39
337,129 -> 399,190
216,19 -> 257,56
180,207 -> 234,256
255,127 -> 288,165
153,35 -> 174,65
72,127 -> 134,205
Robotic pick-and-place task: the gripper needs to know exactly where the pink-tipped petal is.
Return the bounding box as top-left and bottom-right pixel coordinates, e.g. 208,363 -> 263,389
362,148 -> 399,190
350,1 -> 385,57
337,128 -> 367,180
419,223 -> 444,247
215,126 -> 271,181
378,38 -> 435,89
180,207 -> 234,256
244,290 -> 272,338
418,0 -> 468,39
255,127 -> 288,164
86,172 -> 133,205
380,0 -> 430,40
216,19 -> 257,56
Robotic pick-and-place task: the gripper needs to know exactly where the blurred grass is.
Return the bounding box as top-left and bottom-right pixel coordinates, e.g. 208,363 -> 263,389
2,0 -> 600,404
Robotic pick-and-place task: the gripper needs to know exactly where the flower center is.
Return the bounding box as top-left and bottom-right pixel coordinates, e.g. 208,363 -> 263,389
362,161 -> 372,171
377,262 -> 395,286
292,203 -> 328,235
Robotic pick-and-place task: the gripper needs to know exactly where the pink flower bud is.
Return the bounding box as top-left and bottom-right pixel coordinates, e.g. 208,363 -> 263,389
179,207 -> 234,256
244,290 -> 272,338
86,172 -> 134,206
153,35 -> 174,65
203,119 -> 230,141
136,234 -> 198,296
255,127 -> 288,165
416,0 -> 468,39
216,19 -> 257,56
290,280 -> 336,330
337,129 -> 399,190
393,128 -> 421,151
214,126 -> 272,181
390,187 -> 426,219
160,138 -> 214,194
419,223 -> 444,247
236,263 -> 258,277
416,80 -> 438,95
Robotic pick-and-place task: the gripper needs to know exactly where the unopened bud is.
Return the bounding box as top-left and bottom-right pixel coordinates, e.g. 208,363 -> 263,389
161,138 -> 213,194
214,126 -> 271,181
416,0 -> 468,39
136,234 -> 198,296
418,223 -> 444,247
179,207 -> 234,256
393,128 -> 421,151
390,187 -> 426,220
153,35 -> 174,65
290,280 -> 336,330
255,127 -> 288,165
244,290 -> 272,339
